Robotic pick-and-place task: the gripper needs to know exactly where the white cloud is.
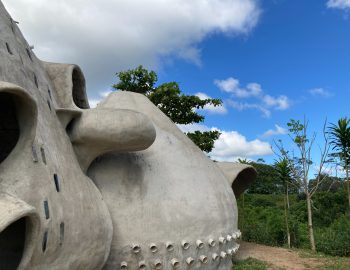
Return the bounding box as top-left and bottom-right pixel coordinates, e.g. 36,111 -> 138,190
214,77 -> 240,93
261,124 -> 288,138
211,130 -> 273,161
327,0 -> 350,9
214,76 -> 291,117
178,123 -> 273,161
309,88 -> 333,98
2,0 -> 261,97
227,100 -> 271,118
89,99 -> 100,109
195,92 -> 227,114
177,123 -> 210,133
262,95 -> 290,110
214,77 -> 262,97
88,90 -> 114,108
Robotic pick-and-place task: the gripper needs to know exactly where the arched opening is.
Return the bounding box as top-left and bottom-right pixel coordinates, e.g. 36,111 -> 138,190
0,217 -> 26,269
72,67 -> 89,109
0,93 -> 20,164
231,167 -> 257,197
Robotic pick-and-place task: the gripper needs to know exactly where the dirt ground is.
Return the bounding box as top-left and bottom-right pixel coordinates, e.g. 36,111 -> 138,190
234,241 -> 324,270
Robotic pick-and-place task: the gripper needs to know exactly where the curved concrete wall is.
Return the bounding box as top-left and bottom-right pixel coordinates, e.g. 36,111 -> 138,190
0,1 -> 256,269
0,2 -> 112,269
87,92 -> 241,270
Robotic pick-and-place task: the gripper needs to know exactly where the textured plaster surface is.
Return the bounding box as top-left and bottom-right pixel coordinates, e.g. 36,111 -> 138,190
87,92 -> 253,270
0,1 -> 256,269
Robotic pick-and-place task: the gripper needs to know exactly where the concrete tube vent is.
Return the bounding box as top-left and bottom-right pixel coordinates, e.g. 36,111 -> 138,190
186,257 -> 194,266
120,261 -> 128,269
181,240 -> 190,250
149,243 -> 158,253
196,240 -> 204,249
232,232 -> 237,240
72,67 -> 89,109
154,259 -> 162,269
212,253 -> 219,261
0,93 -> 20,164
220,252 -> 227,259
208,239 -> 216,247
131,244 -> 141,254
199,255 -> 208,264
166,242 -> 174,251
138,261 -> 146,270
171,258 -> 180,268
219,236 -> 226,244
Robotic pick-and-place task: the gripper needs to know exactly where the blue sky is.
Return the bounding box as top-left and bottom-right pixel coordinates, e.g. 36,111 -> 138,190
159,0 -> 350,167
4,0 -> 350,170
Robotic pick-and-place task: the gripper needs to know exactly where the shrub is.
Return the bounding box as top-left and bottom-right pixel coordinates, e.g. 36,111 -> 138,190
316,215 -> 350,256
233,258 -> 269,270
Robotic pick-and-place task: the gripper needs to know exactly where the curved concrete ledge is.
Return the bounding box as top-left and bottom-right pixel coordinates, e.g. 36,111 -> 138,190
216,162 -> 257,197
0,193 -> 40,270
42,62 -> 90,109
68,108 -> 156,171
56,108 -> 82,128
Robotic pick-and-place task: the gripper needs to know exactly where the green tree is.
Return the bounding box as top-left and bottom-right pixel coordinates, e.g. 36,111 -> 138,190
113,65 -> 222,152
275,118 -> 330,252
328,117 -> 350,208
274,158 -> 293,248
246,162 -> 282,194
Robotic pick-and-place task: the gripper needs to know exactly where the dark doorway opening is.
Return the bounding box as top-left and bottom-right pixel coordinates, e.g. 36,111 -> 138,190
0,93 -> 20,163
0,217 -> 26,269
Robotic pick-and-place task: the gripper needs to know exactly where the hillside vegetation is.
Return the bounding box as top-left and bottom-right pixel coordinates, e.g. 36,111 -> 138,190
237,162 -> 350,257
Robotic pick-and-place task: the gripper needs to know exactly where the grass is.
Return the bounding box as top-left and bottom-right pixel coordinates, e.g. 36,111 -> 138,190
297,249 -> 350,270
232,258 -> 269,270
233,250 -> 350,270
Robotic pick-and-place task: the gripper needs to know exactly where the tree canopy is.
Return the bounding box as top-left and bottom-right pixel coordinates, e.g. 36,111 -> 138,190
113,65 -> 222,152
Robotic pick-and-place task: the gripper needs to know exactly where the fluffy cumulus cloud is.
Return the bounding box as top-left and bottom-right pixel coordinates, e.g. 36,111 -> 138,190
195,92 -> 227,114
2,0 -> 261,98
211,130 -> 273,161
178,124 -> 273,161
261,124 -> 288,138
89,90 -> 114,108
214,77 -> 262,97
262,95 -> 290,110
327,0 -> 350,9
227,100 -> 271,118
215,76 -> 291,117
309,88 -> 334,98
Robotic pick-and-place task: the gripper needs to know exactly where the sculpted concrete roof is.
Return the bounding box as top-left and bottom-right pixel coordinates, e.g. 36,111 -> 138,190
0,1 -> 256,269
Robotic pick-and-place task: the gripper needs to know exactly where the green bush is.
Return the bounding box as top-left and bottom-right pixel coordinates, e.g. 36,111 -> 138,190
241,206 -> 286,246
238,191 -> 350,253
313,191 -> 348,227
233,258 -> 268,270
316,215 -> 350,256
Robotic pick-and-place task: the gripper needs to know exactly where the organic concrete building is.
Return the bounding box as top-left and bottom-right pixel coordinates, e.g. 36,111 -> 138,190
0,2 -> 256,269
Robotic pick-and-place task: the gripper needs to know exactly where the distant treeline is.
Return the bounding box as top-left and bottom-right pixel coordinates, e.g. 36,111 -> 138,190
238,162 -> 350,257
246,162 -> 347,195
